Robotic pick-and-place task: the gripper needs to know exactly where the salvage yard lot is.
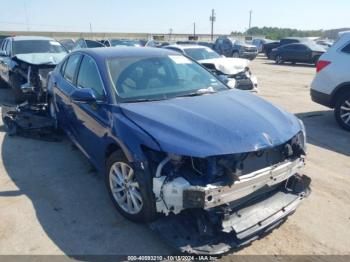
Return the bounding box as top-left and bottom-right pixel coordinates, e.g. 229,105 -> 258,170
0,55 -> 349,257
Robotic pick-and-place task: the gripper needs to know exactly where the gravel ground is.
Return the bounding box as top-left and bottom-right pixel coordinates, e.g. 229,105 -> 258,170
0,55 -> 349,259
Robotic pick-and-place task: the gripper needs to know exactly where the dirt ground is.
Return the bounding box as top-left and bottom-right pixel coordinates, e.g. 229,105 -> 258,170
0,55 -> 349,259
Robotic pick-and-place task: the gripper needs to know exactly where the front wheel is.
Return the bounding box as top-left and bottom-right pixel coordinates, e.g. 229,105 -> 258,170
334,92 -> 350,131
10,75 -> 25,104
106,151 -> 157,222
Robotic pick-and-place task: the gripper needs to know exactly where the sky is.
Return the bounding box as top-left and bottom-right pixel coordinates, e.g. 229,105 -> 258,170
0,0 -> 348,34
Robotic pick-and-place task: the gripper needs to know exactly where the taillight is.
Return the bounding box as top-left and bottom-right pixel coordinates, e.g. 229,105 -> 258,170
316,60 -> 331,73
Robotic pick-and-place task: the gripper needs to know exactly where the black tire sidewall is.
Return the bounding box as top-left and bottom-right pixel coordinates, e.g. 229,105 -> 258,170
335,92 -> 350,131
105,151 -> 157,222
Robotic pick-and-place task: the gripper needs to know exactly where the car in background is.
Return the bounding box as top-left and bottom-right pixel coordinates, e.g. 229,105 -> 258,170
214,37 -> 258,60
263,37 -> 311,59
0,36 -> 67,102
47,47 -> 309,254
73,38 -> 105,50
269,42 -> 326,65
316,40 -> 333,49
311,32 -> 350,131
59,39 -> 75,52
176,41 -> 214,49
100,39 -> 143,47
0,35 -> 10,48
164,44 -> 258,91
252,38 -> 275,53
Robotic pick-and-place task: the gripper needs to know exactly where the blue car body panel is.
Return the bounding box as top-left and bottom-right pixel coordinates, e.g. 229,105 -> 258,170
120,90 -> 300,158
49,47 -> 302,172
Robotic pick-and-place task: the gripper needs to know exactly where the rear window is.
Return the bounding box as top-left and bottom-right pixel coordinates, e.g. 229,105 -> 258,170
341,43 -> 350,54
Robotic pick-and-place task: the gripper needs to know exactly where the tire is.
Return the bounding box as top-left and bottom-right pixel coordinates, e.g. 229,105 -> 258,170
232,51 -> 239,58
334,91 -> 350,131
9,75 -> 25,104
105,151 -> 157,222
275,55 -> 284,65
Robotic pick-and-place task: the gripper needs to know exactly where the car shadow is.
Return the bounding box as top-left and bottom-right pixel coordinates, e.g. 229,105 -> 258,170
0,131 -> 174,256
296,110 -> 350,156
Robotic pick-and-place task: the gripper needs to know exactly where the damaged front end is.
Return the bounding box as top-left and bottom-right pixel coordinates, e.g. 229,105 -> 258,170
148,132 -> 310,254
12,56 -> 57,102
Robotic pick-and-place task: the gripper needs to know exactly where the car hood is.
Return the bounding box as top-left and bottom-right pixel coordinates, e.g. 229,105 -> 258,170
14,53 -> 67,66
199,57 -> 250,75
120,90 -> 301,157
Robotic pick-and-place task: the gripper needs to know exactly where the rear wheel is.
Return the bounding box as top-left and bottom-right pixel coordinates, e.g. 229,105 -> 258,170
106,151 -> 157,222
275,55 -> 284,65
334,91 -> 350,131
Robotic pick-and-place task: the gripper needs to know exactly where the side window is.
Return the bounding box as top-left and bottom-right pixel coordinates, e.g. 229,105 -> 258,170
64,54 -> 81,83
77,56 -> 105,100
2,40 -> 8,52
5,40 -> 11,56
342,43 -> 350,54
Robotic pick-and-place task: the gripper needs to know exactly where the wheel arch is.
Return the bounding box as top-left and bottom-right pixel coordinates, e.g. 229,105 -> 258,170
330,82 -> 350,107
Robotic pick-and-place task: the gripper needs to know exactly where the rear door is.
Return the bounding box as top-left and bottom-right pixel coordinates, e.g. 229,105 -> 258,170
294,44 -> 311,62
70,54 -> 110,165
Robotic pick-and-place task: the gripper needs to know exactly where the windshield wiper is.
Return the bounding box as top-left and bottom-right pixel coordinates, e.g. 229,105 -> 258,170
126,97 -> 166,103
176,86 -> 217,97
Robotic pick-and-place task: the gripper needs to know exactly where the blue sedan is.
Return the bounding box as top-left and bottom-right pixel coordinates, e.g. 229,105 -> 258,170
47,47 -> 308,249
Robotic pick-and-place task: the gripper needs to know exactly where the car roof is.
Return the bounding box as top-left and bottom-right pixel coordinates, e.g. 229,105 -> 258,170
11,36 -> 55,41
166,44 -> 211,51
281,42 -> 326,51
73,47 -> 179,60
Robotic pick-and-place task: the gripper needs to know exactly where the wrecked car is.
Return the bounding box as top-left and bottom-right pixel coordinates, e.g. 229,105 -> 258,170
47,47 -> 310,255
0,36 -> 68,103
164,44 -> 258,92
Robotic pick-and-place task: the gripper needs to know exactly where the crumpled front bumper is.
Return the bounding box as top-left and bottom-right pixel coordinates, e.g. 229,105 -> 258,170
150,173 -> 311,255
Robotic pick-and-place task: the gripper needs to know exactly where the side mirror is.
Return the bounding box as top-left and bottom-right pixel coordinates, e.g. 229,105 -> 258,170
71,88 -> 97,103
0,50 -> 7,57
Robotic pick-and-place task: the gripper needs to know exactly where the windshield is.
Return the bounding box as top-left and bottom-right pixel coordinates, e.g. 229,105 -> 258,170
184,48 -> 220,61
111,40 -> 142,47
107,55 -> 228,102
13,40 -> 67,55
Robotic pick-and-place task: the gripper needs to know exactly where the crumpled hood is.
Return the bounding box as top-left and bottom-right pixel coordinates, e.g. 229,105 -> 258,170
120,90 -> 301,157
14,53 -> 66,65
199,57 -> 250,75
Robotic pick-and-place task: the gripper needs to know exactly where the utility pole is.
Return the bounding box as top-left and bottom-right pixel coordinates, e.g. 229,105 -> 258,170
193,22 -> 196,38
89,22 -> 93,33
249,10 -> 252,29
169,28 -> 173,41
23,0 -> 30,31
210,9 -> 216,41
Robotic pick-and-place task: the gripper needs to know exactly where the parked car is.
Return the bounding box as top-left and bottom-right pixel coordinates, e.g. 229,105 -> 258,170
99,39 -> 143,47
176,40 -> 214,49
0,36 -> 67,102
73,38 -> 105,50
47,47 -> 310,254
164,44 -> 258,91
270,42 -> 326,65
252,38 -> 275,53
214,36 -> 258,60
315,39 -> 333,49
263,37 -> 311,59
0,35 -> 10,48
58,39 -> 75,52
311,32 -> 350,131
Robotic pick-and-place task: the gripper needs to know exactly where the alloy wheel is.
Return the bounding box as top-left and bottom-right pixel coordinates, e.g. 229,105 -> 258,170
340,99 -> 350,127
109,162 -> 143,215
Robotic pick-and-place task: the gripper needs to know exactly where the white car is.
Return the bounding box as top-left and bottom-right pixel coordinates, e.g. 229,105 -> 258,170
164,45 -> 258,92
311,32 -> 350,131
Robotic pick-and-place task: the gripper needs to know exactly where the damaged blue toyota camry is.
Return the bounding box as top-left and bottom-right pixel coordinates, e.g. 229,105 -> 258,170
47,47 -> 310,255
